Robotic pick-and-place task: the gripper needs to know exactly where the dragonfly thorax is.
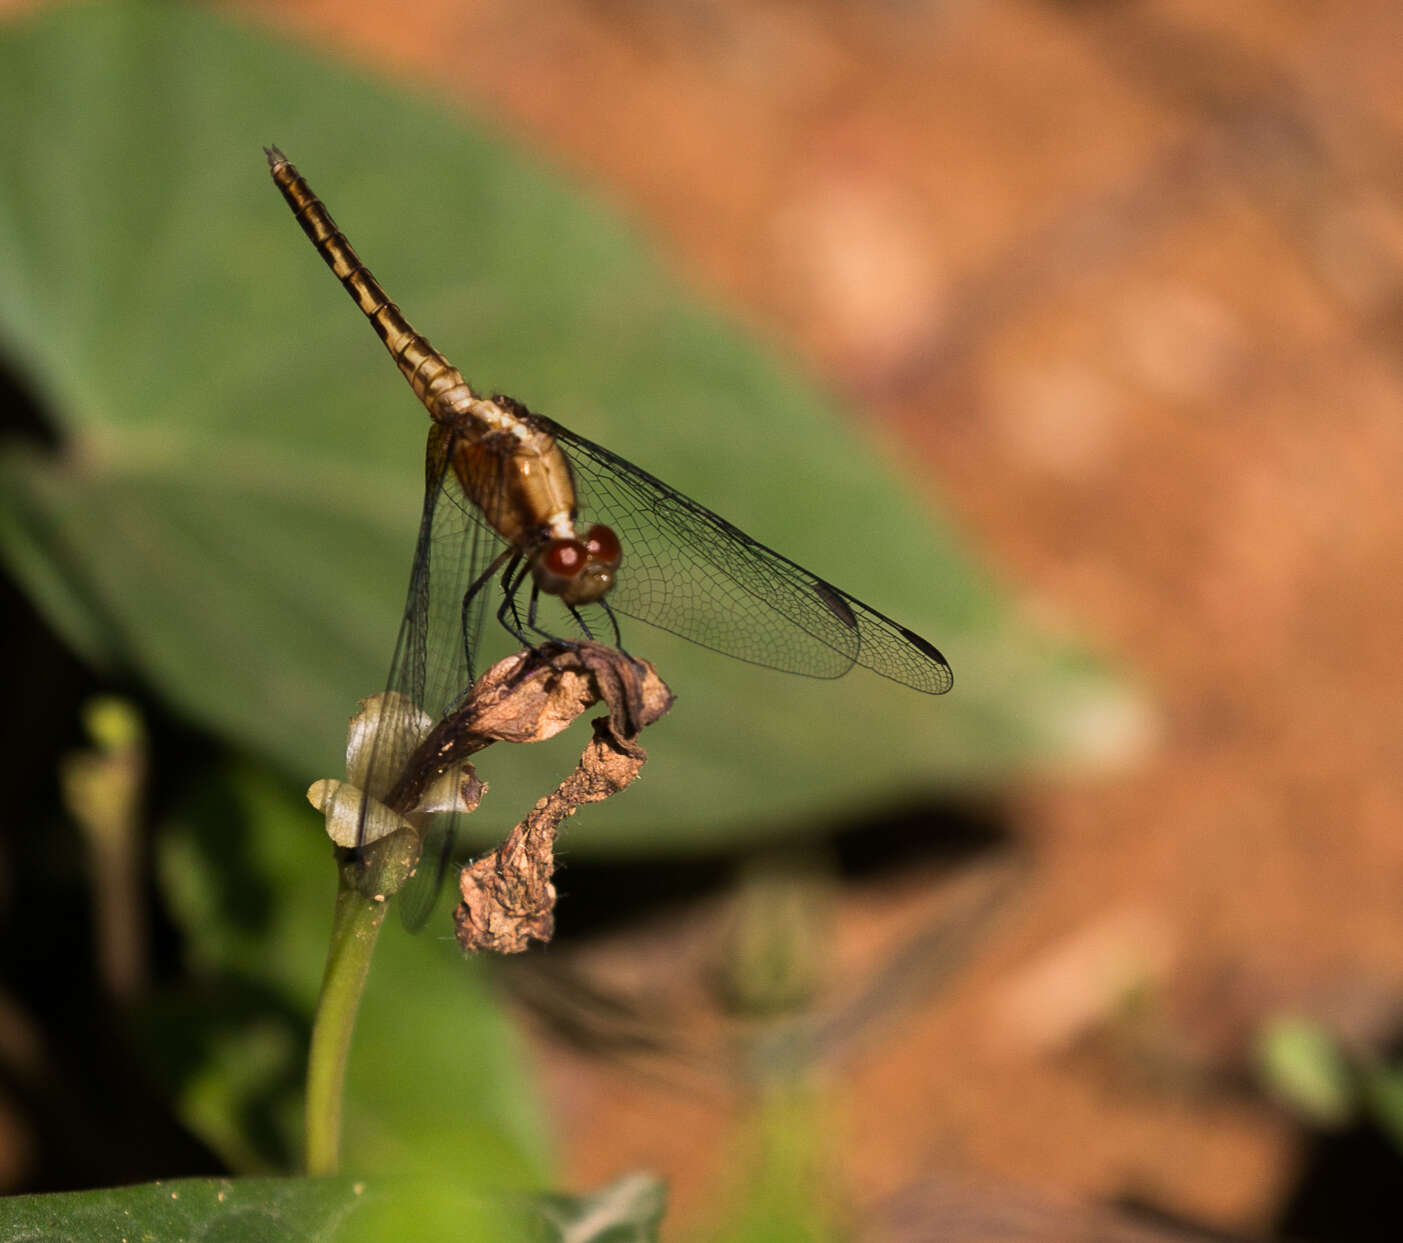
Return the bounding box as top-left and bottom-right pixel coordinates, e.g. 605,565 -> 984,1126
531,523 -> 622,605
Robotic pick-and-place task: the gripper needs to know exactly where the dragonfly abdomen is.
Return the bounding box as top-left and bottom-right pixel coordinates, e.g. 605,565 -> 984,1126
266,147 -> 476,425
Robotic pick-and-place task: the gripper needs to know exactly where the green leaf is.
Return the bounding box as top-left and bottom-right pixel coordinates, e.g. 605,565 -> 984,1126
1254,1014 -> 1356,1128
0,1175 -> 545,1243
1360,1062 -> 1403,1155
0,1177 -> 361,1243
0,2 -> 1148,854
696,1084 -> 843,1243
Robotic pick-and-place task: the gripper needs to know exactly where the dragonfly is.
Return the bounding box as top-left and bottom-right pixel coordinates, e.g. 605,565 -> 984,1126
269,149 -> 951,910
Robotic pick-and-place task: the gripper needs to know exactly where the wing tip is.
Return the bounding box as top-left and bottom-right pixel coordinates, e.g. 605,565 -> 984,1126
897,624 -> 954,694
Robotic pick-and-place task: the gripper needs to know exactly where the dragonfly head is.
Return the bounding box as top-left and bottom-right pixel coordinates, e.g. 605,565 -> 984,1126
532,523 -> 622,606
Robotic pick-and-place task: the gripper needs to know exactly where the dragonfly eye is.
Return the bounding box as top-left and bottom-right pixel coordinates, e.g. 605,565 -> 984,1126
583,524 -> 622,570
533,529 -> 620,605
539,538 -> 588,584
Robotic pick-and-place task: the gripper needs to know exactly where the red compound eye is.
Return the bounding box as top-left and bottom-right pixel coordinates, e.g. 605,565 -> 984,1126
541,538 -> 587,578
583,524 -> 622,568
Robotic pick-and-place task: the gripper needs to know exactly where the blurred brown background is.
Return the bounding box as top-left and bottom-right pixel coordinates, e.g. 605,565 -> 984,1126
20,0 -> 1403,1236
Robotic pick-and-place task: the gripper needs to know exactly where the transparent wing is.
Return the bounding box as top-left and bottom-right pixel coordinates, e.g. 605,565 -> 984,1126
394,425 -> 512,723
358,428 -> 499,796
353,425 -> 513,928
395,819 -> 455,933
546,420 -> 953,695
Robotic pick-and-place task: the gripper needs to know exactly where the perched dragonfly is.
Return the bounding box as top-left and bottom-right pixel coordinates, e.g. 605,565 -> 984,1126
269,149 -> 951,904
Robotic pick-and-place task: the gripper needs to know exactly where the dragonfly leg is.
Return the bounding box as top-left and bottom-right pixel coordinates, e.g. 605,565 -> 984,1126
524,580 -> 546,635
594,595 -> 648,680
596,597 -> 624,649
564,603 -> 597,642
524,583 -> 582,652
463,548 -> 517,674
496,557 -> 534,647
495,558 -> 610,666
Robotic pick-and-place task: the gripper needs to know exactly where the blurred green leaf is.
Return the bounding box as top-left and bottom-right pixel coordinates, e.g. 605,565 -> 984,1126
1255,1014 -> 1356,1129
152,759 -> 550,1183
1361,1062 -> 1403,1155
0,2 -> 1148,854
0,1175 -> 542,1243
0,1177 -> 363,1243
694,1084 -> 843,1243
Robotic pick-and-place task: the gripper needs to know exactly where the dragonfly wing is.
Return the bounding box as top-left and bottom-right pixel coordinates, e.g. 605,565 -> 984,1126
352,425 -> 512,926
395,819 -> 455,932
548,421 -> 953,695
395,425 -> 512,723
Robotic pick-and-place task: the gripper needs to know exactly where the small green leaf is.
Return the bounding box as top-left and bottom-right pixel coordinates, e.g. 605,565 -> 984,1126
1360,1062 -> 1403,1155
1255,1014 -> 1356,1128
700,1084 -> 844,1243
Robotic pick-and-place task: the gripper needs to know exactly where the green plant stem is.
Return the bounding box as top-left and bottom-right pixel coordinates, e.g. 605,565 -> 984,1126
305,877 -> 388,1176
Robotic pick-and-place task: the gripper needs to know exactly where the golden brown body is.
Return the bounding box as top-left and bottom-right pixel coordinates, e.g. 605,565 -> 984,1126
443,416 -> 578,547
267,149 -> 580,549
266,148 -> 951,694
